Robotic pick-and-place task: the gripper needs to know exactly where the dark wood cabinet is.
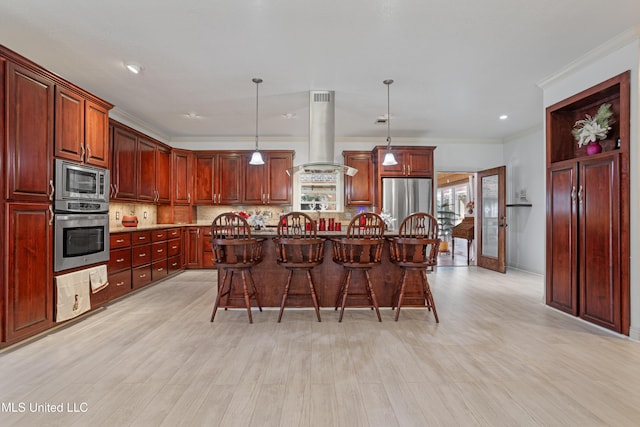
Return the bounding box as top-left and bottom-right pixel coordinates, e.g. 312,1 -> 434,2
5,202 -> 53,344
184,227 -> 201,268
172,149 -> 193,204
343,151 -> 375,206
137,138 -> 171,204
110,123 -> 138,200
194,152 -> 216,204
243,151 -> 293,205
6,62 -> 54,202
545,71 -> 629,335
218,153 -> 243,205
55,86 -> 109,168
374,146 -> 434,178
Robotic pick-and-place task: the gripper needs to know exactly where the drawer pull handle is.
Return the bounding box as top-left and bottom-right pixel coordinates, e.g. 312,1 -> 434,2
116,258 -> 125,262
157,268 -> 164,272
139,273 -> 147,278
157,249 -> 164,253
116,239 -> 125,243
138,236 -> 146,240
172,246 -> 178,249
139,253 -> 147,257
116,281 -> 125,287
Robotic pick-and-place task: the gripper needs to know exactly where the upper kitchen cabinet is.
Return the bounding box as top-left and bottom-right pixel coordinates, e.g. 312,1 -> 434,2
54,85 -> 111,168
193,152 -> 218,204
110,121 -> 138,201
373,146 -> 435,178
172,149 -> 193,205
343,151 -> 375,206
243,151 -> 293,205
217,152 -> 243,205
137,137 -> 171,204
110,120 -> 170,204
5,62 -> 55,202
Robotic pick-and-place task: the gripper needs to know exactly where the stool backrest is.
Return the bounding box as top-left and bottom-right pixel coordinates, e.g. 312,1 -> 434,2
211,212 -> 252,239
398,212 -> 439,239
278,212 -> 316,238
347,212 -> 385,238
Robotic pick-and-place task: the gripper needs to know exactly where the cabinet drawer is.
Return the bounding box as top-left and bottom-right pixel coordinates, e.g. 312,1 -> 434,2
152,259 -> 168,281
167,238 -> 181,257
109,269 -> 132,299
152,229 -> 168,242
132,265 -> 152,289
110,233 -> 131,249
152,241 -> 167,261
132,244 -> 151,267
132,231 -> 152,246
108,247 -> 132,273
168,255 -> 181,274
167,228 -> 181,239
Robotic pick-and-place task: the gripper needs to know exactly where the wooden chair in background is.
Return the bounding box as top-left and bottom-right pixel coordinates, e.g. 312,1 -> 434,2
330,212 -> 385,322
273,212 -> 325,322
209,213 -> 265,324
388,212 -> 440,322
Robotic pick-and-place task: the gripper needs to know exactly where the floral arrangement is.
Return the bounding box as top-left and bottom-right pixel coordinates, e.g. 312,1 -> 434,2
379,211 -> 396,229
247,211 -> 267,228
235,211 -> 250,220
572,103 -> 614,147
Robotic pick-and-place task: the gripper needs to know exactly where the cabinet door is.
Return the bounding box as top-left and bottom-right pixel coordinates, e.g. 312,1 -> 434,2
173,150 -> 193,204
137,138 -> 156,202
344,151 -> 374,206
84,100 -> 109,167
6,63 -> 54,201
266,152 -> 293,205
55,86 -> 84,163
579,155 -> 621,331
406,150 -> 432,177
218,153 -> 242,204
155,145 -> 171,203
111,125 -> 137,200
185,227 -> 201,268
194,154 -> 216,204
545,162 -> 578,315
243,161 -> 265,205
6,202 -> 53,343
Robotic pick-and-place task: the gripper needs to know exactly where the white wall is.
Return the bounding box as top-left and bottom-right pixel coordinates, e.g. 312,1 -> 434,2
540,30 -> 640,340
503,127 -> 545,274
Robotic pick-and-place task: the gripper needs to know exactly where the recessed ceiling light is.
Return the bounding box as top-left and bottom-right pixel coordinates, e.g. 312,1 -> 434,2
124,62 -> 142,74
499,114 -> 509,120
185,112 -> 201,119
281,113 -> 297,119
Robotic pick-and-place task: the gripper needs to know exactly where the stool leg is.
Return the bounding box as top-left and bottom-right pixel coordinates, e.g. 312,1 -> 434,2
395,269 -> 409,321
334,269 -> 348,311
278,269 -> 294,323
307,270 -> 322,322
225,270 -> 235,311
211,269 -> 229,322
421,270 -> 439,323
246,269 -> 263,312
338,270 -> 352,322
241,270 -> 253,324
364,270 -> 381,322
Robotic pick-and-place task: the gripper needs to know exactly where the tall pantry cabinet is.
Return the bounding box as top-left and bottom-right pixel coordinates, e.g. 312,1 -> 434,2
545,71 -> 630,335
1,45 -> 112,347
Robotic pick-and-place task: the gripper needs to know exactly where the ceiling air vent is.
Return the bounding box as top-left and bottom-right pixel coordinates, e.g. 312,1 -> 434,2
313,92 -> 331,103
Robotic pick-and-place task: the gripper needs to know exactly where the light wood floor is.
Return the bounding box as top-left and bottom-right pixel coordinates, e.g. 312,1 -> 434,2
1,267 -> 640,426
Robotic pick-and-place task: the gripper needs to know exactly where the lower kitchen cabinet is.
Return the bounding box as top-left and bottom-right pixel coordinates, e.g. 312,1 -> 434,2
4,203 -> 54,344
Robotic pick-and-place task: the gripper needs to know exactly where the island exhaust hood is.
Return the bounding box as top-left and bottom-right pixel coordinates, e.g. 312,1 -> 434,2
286,91 -> 358,177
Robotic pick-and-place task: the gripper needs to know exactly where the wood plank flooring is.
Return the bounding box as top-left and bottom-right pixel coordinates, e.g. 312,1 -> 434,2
1,267 -> 640,426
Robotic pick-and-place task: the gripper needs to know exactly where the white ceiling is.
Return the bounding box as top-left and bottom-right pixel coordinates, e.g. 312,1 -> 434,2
2,0 -> 639,144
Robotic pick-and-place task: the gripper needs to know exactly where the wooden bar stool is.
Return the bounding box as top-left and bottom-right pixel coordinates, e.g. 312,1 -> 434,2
273,212 -> 325,322
388,212 -> 440,322
210,213 -> 265,324
330,212 -> 385,322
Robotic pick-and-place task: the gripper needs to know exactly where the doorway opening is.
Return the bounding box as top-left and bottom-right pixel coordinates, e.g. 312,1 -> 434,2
435,172 -> 476,267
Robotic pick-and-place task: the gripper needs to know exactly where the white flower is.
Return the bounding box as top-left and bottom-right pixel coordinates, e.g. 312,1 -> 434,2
247,212 -> 266,227
572,103 -> 613,147
379,211 -> 396,228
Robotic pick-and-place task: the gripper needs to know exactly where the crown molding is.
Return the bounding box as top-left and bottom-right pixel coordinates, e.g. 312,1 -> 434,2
537,27 -> 640,89
109,107 -> 171,143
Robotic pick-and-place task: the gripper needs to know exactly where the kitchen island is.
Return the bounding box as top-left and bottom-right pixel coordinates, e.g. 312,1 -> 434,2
231,228 -> 432,308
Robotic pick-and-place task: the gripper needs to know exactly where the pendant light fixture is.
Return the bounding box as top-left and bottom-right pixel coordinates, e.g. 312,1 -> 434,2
249,77 -> 265,165
381,79 -> 398,166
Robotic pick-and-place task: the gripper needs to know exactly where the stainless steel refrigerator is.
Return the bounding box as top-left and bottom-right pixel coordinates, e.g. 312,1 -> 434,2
381,177 -> 433,231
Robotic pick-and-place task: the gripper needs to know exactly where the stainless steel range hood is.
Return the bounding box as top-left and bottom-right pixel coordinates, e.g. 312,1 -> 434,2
286,91 -> 357,176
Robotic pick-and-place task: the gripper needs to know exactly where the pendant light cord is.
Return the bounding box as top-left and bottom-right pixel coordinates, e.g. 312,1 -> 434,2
254,78 -> 260,151
384,79 -> 393,150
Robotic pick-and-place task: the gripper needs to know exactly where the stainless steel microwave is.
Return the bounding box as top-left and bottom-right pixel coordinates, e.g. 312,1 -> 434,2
55,159 -> 109,212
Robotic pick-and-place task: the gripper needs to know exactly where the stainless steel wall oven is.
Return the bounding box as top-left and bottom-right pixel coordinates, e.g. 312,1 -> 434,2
54,159 -> 110,272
